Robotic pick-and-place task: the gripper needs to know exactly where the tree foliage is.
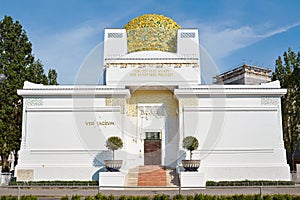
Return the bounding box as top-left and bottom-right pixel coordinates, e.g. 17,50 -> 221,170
0,15 -> 59,171
272,47 -> 300,171
47,69 -> 58,85
105,136 -> 123,160
182,136 -> 199,160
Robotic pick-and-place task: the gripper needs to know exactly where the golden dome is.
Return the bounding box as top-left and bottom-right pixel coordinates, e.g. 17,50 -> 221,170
124,14 -> 181,53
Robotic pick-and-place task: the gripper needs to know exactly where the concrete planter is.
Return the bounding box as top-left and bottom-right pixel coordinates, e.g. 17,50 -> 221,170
182,160 -> 200,171
1,172 -> 12,185
104,160 -> 123,172
180,171 -> 205,188
99,171 -> 126,189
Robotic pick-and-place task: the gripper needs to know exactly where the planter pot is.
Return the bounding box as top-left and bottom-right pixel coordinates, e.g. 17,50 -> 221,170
182,160 -> 200,172
1,172 -> 12,185
104,160 -> 123,172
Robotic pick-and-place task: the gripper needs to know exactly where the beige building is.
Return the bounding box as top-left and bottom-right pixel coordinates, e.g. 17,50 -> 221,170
214,64 -> 271,85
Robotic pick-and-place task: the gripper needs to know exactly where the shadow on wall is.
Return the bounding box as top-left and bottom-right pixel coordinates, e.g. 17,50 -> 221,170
93,150 -> 112,167
92,167 -> 107,181
91,150 -> 112,181
177,150 -> 187,171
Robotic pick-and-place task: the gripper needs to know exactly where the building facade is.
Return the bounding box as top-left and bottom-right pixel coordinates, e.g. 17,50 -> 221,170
214,64 -> 272,85
15,14 -> 290,183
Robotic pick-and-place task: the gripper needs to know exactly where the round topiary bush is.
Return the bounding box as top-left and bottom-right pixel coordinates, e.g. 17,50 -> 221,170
182,136 -> 199,160
106,136 -> 123,160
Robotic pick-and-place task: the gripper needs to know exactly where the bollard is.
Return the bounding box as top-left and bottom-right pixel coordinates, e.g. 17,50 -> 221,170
259,186 -> 263,198
18,186 -> 20,200
179,185 -> 181,194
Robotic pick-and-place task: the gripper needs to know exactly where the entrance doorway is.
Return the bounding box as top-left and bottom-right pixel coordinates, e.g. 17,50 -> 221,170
144,132 -> 161,165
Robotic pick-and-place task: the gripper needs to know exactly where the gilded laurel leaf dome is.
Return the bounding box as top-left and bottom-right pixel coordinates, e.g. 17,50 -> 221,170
124,14 -> 181,53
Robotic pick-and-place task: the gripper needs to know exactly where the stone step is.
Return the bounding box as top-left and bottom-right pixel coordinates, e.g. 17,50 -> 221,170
137,165 -> 167,186
127,173 -> 138,178
125,166 -> 179,187
125,167 -> 139,186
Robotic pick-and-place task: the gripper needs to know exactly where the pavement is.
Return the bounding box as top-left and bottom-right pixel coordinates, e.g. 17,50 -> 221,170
1,186 -> 300,198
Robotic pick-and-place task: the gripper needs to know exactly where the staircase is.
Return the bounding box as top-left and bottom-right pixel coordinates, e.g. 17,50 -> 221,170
138,165 -> 166,186
125,165 -> 179,187
125,166 -> 139,186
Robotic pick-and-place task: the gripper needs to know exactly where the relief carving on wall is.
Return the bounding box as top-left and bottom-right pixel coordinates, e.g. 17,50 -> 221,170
17,169 -> 34,181
261,97 -> 279,106
126,90 -> 178,117
105,98 -> 126,114
138,105 -> 165,120
26,98 -> 43,106
179,98 -> 199,112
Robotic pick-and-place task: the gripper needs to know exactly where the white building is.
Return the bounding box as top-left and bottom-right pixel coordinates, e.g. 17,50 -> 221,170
15,14 -> 290,184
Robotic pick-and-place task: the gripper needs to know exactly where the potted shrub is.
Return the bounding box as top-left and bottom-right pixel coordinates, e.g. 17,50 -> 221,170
182,136 -> 200,171
104,136 -> 123,172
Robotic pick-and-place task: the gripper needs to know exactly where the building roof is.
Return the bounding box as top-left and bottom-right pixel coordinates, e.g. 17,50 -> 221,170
214,64 -> 271,85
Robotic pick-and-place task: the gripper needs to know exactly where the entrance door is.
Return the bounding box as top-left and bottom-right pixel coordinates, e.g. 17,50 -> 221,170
144,132 -> 161,165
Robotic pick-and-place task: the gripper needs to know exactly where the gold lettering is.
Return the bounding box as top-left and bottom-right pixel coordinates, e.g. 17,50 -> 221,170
130,69 -> 173,77
85,120 -> 115,127
85,122 -> 94,126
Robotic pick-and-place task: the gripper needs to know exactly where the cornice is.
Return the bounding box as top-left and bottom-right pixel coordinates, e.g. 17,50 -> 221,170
18,87 -> 131,98
174,86 -> 287,98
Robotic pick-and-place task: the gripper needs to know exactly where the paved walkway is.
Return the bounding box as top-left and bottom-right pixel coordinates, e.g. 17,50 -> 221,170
1,186 -> 300,198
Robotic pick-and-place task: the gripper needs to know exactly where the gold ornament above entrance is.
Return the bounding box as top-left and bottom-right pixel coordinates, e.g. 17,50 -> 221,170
126,90 -> 178,117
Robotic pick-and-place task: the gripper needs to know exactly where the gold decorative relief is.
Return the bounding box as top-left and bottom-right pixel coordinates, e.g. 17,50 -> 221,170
126,90 -> 178,117
179,98 -> 199,112
105,98 -> 126,114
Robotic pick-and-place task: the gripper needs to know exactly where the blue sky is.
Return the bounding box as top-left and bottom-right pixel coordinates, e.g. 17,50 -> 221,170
1,0 -> 300,84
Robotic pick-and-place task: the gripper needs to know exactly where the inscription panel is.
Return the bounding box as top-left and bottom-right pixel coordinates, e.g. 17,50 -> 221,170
17,169 -> 34,181
106,67 -> 200,86
130,69 -> 173,77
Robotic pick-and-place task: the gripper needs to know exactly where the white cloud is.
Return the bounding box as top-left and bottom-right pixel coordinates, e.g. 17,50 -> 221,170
178,19 -> 300,83
200,25 -> 256,59
179,18 -> 300,61
198,22 -> 300,61
259,22 -> 300,38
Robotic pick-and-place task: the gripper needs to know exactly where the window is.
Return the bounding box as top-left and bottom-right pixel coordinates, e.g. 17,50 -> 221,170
145,132 -> 161,140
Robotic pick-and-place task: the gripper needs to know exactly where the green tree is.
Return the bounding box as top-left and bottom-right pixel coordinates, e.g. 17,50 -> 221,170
47,69 -> 58,85
272,47 -> 300,171
0,15 -> 59,171
25,60 -> 48,85
105,136 -> 123,160
182,136 -> 199,160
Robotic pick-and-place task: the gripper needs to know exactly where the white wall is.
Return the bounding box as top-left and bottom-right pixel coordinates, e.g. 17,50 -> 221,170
106,66 -> 200,86
104,29 -> 127,63
16,82 -> 290,182
16,94 -> 126,181
25,110 -> 122,150
179,93 -> 290,181
177,29 -> 199,59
